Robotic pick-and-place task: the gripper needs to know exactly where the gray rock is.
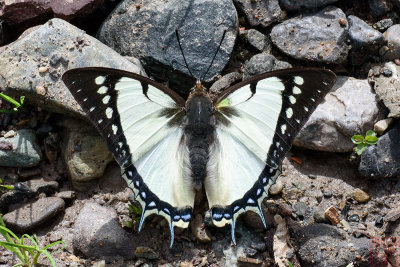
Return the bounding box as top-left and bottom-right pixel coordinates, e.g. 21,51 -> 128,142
373,18 -> 394,32
247,29 -> 271,52
270,6 -> 350,64
73,202 -> 135,260
62,119 -> 113,191
359,121 -> 400,179
383,24 -> 400,60
0,0 -> 106,25
348,15 -> 385,65
294,76 -> 384,152
134,247 -> 159,260
313,208 -> 328,223
293,202 -> 307,219
243,53 -> 291,80
0,18 -> 145,117
289,222 -> 370,267
20,178 -> 59,195
279,0 -> 338,11
98,0 -> 237,94
2,197 -> 65,232
368,62 -> 400,118
0,129 -> 42,167
233,0 -> 285,27
209,72 -> 242,99
368,0 -> 393,17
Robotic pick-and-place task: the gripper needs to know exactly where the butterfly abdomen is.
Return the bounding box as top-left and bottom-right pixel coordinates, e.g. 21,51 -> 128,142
184,93 -> 215,191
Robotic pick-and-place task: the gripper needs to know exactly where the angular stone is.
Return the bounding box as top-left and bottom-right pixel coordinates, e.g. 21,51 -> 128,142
368,0 -> 393,17
289,223 -> 370,267
385,206 -> 400,222
209,72 -> 242,98
0,129 -> 42,167
233,0 -> 285,27
2,197 -> 65,232
280,0 -> 338,11
348,15 -> 385,65
324,206 -> 340,225
270,6 -> 350,64
243,53 -> 291,80
359,122 -> 400,178
0,0 -> 106,25
62,119 -> 113,191
294,76 -> 383,152
247,29 -> 270,52
98,0 -> 237,94
73,202 -> 135,260
383,24 -> 400,61
352,189 -> 370,203
368,62 -> 400,118
374,118 -> 394,135
0,18 -> 145,117
21,178 -> 59,195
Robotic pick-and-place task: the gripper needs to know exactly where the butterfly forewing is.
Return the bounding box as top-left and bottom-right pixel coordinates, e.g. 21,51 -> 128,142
62,68 -> 194,246
207,68 -> 336,239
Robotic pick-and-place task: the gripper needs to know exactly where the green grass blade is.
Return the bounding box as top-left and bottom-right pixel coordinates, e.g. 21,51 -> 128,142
41,250 -> 58,267
0,93 -> 21,107
42,240 -> 65,251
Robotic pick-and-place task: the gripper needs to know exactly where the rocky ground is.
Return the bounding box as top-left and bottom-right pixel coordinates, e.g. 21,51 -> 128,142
0,0 -> 399,266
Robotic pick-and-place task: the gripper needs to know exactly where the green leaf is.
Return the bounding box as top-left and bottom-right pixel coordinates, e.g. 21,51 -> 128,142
365,137 -> 378,145
351,135 -> 364,144
19,96 -> 25,105
365,130 -> 376,137
356,143 -> 367,155
125,220 -> 133,228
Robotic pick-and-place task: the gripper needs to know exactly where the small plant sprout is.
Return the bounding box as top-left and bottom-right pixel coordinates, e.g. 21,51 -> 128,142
0,215 -> 64,267
0,178 -> 14,191
351,130 -> 379,155
0,93 -> 25,113
125,203 -> 142,228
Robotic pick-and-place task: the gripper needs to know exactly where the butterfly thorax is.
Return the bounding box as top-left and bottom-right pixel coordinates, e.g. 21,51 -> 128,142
184,89 -> 215,191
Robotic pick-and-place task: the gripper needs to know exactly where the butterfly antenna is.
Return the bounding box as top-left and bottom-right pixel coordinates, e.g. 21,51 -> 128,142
175,29 -> 195,78
200,29 -> 227,82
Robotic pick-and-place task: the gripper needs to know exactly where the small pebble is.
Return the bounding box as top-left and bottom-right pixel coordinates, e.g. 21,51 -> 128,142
250,241 -> 266,252
348,214 -> 360,222
323,190 -> 333,198
38,66 -> 48,73
375,215 -> 384,227
385,206 -> 400,222
325,206 -> 340,225
3,130 -> 15,138
353,189 -> 370,203
244,247 -> 258,258
293,202 -> 307,219
92,260 -> 106,267
36,85 -> 46,95
134,247 -> 159,260
314,208 -> 327,223
269,180 -> 283,195
341,219 -> 351,230
383,68 -> 392,77
374,118 -> 393,135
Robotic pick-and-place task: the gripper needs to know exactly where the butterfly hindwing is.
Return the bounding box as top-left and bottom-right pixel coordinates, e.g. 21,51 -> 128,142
62,68 -> 194,246
207,68 -> 336,241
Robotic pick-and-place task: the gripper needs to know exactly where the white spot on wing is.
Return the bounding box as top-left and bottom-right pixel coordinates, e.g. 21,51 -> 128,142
112,124 -> 118,135
304,106 -> 309,112
83,97 -> 88,102
106,107 -> 113,118
281,124 -> 287,134
295,76 -> 304,85
286,108 -> 293,118
103,95 -> 110,104
89,107 -> 95,112
95,76 -> 106,85
97,86 -> 108,94
98,119 -> 103,124
289,95 -> 296,104
293,86 -> 302,94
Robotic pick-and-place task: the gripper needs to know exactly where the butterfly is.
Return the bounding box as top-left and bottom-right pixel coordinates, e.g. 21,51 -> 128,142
62,66 -> 336,247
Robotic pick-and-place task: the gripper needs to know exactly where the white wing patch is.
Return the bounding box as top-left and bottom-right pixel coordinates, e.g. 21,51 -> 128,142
135,129 -> 194,209
216,77 -> 284,162
205,128 -> 265,208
